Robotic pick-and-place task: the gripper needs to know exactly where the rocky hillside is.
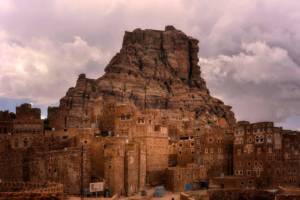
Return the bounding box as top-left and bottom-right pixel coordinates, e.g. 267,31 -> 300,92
48,26 -> 235,129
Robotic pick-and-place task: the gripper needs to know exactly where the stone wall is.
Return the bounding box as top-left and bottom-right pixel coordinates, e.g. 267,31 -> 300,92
0,111 -> 14,135
104,140 -> 126,195
0,139 -> 24,181
166,164 -> 207,192
208,189 -> 275,200
0,182 -> 64,200
14,103 -> 43,134
29,146 -> 91,195
196,127 -> 234,178
234,121 -> 300,188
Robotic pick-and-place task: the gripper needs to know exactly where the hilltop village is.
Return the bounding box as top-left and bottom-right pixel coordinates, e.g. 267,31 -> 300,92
0,26 -> 299,200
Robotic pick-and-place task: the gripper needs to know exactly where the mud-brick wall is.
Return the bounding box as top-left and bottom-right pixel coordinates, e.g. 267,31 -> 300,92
208,189 -> 275,200
0,142 -> 24,181
29,147 -> 91,195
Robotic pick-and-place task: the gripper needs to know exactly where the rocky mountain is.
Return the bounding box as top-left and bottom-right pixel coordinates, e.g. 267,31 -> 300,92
48,26 -> 235,130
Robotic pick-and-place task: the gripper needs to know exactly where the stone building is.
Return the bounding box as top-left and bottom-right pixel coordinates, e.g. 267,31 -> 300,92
176,135 -> 196,166
0,139 -> 24,181
196,126 -> 234,177
132,111 -> 169,185
0,111 -> 15,135
0,104 -> 44,150
29,146 -> 91,194
14,103 -> 43,134
165,164 -> 207,192
233,121 -> 300,188
103,138 -> 146,196
271,130 -> 300,186
110,103 -> 169,185
0,103 -> 43,136
104,139 -> 126,195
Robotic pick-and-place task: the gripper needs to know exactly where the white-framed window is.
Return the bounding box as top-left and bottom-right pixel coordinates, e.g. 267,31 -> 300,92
255,135 -> 264,144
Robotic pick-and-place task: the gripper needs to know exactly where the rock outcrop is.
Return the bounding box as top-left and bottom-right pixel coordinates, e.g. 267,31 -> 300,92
48,26 -> 235,130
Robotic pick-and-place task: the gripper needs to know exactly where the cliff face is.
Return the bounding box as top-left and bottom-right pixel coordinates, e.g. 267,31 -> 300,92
48,26 -> 235,129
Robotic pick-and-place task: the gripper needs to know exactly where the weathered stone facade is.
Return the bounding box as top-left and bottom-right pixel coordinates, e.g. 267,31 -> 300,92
0,182 -> 64,200
196,127 -> 234,177
0,103 -> 43,148
14,103 -> 43,134
234,121 -> 300,188
165,164 -> 207,192
0,111 -> 14,135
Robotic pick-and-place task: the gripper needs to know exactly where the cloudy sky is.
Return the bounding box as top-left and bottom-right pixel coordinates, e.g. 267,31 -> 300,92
0,0 -> 300,130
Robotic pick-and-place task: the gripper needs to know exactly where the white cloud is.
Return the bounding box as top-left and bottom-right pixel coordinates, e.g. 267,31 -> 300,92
201,41 -> 300,123
0,31 -> 110,105
0,1 -> 15,14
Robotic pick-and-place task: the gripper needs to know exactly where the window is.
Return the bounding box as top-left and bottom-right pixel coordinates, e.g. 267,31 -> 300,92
247,137 -> 253,143
126,114 -> 131,120
266,135 -> 272,143
120,114 -> 126,121
255,135 -> 264,144
235,137 -> 243,144
218,148 -> 222,154
237,149 -> 242,156
154,125 -> 160,132
247,170 -> 251,176
244,144 -> 254,154
137,117 -> 145,124
205,148 -> 208,154
268,147 -> 272,153
257,147 -> 262,154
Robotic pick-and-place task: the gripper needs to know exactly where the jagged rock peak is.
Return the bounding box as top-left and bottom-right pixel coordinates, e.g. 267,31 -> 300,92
105,25 -> 207,90
49,26 -> 236,130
